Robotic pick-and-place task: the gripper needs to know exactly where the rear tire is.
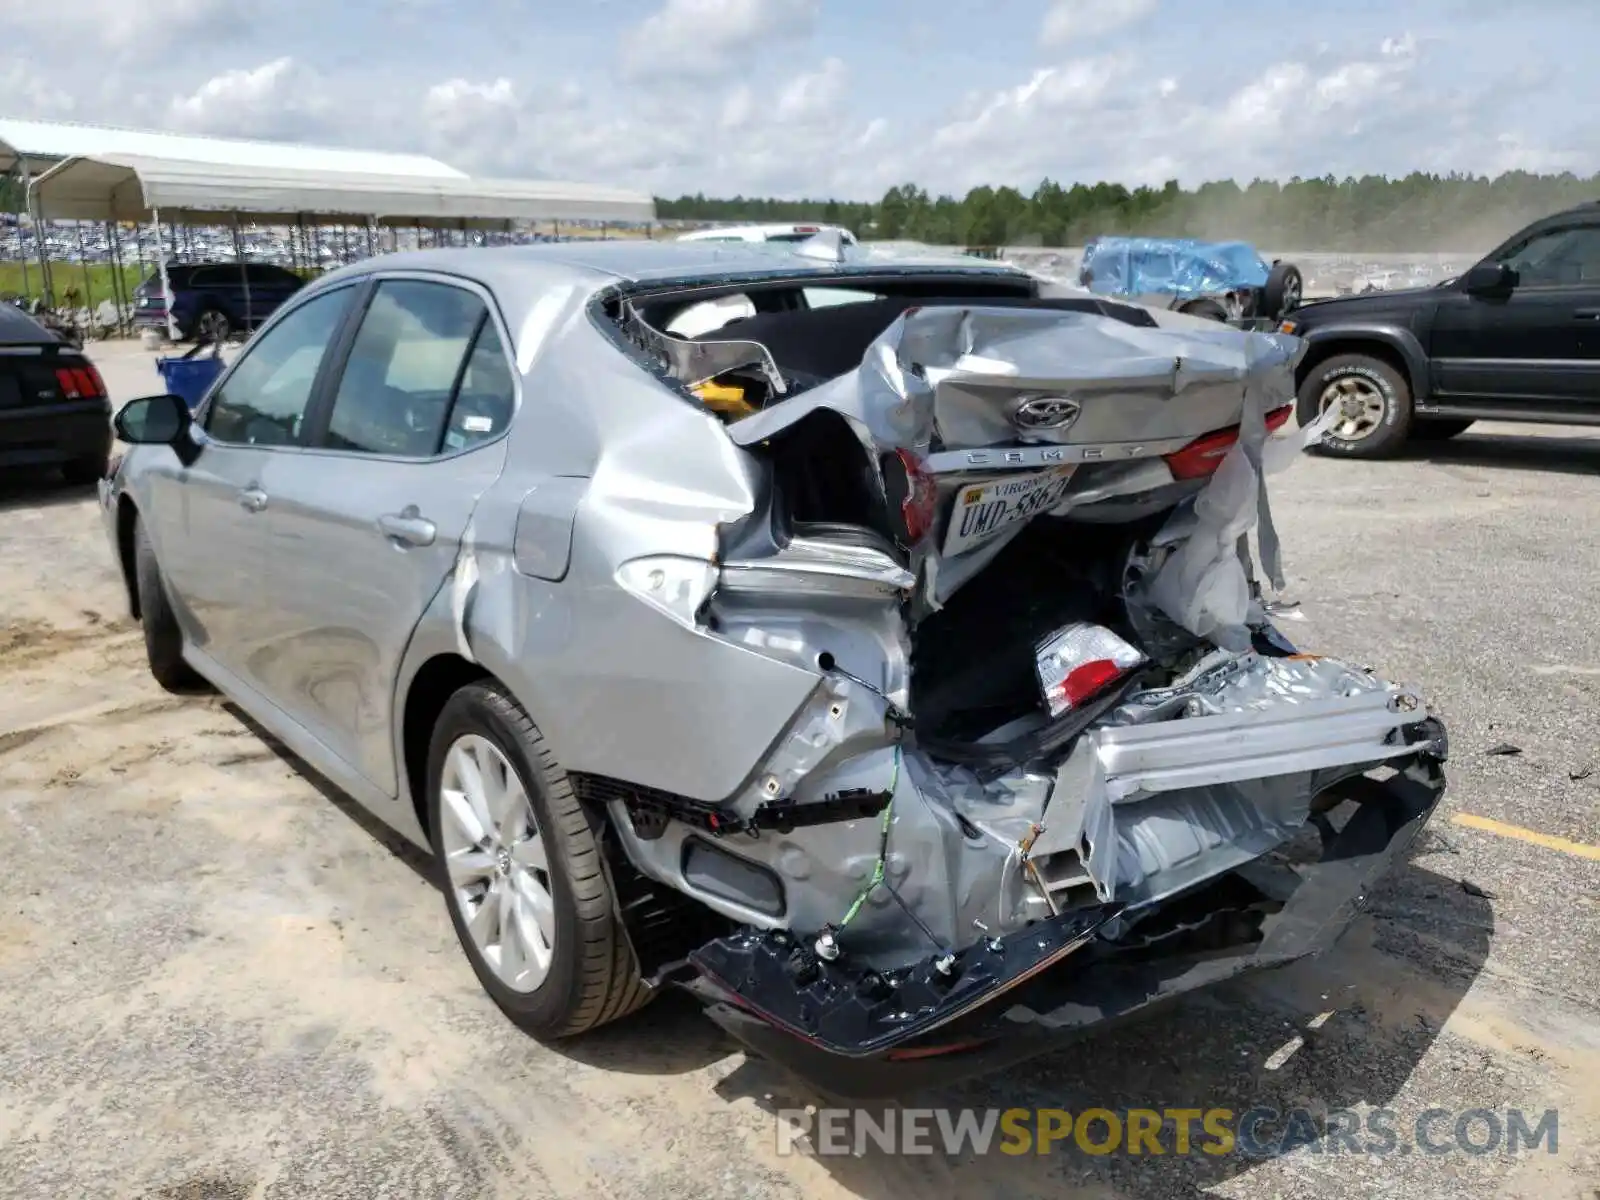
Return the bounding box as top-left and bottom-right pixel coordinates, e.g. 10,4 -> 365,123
132,516 -> 203,692
192,308 -> 230,344
1411,418 -> 1475,441
427,682 -> 651,1039
1263,261 -> 1304,318
1297,353 -> 1413,459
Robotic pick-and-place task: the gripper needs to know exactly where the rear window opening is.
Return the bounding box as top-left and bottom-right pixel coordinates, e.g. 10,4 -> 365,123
609,274 -> 1156,424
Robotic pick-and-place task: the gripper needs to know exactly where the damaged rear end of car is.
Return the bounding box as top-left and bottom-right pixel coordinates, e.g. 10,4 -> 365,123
568,263 -> 1448,1097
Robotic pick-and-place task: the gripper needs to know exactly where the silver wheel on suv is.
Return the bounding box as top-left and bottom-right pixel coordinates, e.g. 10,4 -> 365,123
1296,351 -> 1413,458
1318,374 -> 1386,442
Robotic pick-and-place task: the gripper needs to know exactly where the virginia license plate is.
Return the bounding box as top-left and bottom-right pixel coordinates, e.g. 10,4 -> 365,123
942,466 -> 1078,557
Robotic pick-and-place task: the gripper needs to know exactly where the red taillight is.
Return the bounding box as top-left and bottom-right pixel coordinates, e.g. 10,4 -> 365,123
884,448 -> 937,545
55,365 -> 106,400
1164,405 -> 1293,480
1035,623 -> 1146,718
1056,659 -> 1126,708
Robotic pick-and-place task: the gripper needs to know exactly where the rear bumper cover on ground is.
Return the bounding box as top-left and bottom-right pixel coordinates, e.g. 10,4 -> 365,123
700,751 -> 1445,1098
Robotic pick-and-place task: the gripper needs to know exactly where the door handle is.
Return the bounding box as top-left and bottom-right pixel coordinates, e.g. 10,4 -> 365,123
237,487 -> 268,513
378,510 -> 437,547
1573,308 -> 1600,320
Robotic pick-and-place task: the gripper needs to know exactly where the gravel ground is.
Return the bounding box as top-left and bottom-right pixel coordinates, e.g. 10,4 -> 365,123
0,341 -> 1596,1200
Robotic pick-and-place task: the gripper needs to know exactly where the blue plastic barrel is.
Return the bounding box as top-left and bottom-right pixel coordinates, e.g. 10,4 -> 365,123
157,351 -> 224,411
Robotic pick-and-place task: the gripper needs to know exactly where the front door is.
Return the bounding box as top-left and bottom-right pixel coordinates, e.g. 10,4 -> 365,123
1430,221 -> 1600,414
155,283 -> 357,685
253,276 -> 518,793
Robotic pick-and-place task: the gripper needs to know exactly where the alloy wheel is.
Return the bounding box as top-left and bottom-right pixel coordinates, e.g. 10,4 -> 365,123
1318,375 -> 1387,441
438,734 -> 556,993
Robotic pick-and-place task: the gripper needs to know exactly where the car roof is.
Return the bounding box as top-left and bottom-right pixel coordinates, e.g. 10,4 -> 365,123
0,303 -> 56,346
312,240 -> 1030,292
679,223 -> 855,241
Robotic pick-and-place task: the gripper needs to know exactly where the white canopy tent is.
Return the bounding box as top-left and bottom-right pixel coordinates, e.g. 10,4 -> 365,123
23,153 -> 656,338
1,117 -> 477,308
0,115 -> 467,179
29,154 -> 657,228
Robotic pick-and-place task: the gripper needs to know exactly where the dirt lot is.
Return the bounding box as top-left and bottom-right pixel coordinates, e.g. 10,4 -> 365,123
1,341 -> 1598,1199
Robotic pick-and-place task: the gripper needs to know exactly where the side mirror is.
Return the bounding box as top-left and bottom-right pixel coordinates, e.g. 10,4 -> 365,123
114,393 -> 190,443
1462,262 -> 1515,294
114,394 -> 202,466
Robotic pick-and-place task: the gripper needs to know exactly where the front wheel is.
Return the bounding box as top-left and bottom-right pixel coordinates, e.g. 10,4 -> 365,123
1297,353 -> 1414,459
426,682 -> 651,1039
132,516 -> 204,692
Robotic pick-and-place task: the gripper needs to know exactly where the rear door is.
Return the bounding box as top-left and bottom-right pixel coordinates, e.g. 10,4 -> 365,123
147,283 -> 357,683
252,274 -> 516,793
1430,219 -> 1600,414
243,263 -> 303,326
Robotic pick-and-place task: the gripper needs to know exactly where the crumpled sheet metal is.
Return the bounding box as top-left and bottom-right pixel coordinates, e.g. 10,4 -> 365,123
728,305 -> 1310,623
1140,350 -> 1340,651
1080,236 -> 1270,298
1034,651 -> 1427,905
726,304 -> 1302,457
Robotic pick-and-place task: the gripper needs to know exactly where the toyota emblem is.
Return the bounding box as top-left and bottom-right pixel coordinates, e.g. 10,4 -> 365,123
1011,395 -> 1081,431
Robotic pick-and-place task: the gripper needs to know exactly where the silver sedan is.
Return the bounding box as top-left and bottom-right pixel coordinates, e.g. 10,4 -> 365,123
102,239 -> 1448,1095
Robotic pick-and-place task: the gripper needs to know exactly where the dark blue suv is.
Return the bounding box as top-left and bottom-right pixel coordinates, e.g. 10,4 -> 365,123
133,262 -> 306,342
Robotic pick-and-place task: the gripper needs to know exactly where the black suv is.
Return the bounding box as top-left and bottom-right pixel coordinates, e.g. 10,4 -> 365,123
1284,203 -> 1600,457
133,262 -> 306,343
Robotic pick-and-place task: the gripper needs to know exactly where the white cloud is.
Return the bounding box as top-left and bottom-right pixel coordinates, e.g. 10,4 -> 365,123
1040,0 -> 1157,47
621,0 -> 817,76
9,0 -> 253,49
775,57 -> 847,120
417,53 -> 886,198
0,61 -> 77,119
914,34 -> 1497,192
166,58 -> 332,142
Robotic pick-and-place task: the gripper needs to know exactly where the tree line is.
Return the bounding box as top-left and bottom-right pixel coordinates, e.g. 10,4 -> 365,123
656,171 -> 1600,252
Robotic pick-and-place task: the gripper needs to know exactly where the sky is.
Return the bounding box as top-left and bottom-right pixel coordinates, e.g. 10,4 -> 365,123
3,0 -> 1596,199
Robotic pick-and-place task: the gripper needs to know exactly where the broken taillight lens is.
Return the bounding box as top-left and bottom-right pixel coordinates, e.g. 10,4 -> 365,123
54,364 -> 107,400
1035,622 -> 1147,718
1163,405 -> 1293,481
882,448 -> 937,546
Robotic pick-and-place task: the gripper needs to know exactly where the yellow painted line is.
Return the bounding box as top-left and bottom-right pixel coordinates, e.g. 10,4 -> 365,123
1450,813 -> 1600,862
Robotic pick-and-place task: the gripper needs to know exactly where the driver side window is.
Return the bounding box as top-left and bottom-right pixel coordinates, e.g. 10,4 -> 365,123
205,286 -> 352,446
1502,226 -> 1600,287
323,280 -> 487,457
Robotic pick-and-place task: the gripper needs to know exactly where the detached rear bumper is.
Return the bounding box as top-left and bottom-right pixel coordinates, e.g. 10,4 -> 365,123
702,752 -> 1445,1098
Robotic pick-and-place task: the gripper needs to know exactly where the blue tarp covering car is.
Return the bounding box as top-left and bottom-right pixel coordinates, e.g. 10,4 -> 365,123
1078,236 -> 1303,323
